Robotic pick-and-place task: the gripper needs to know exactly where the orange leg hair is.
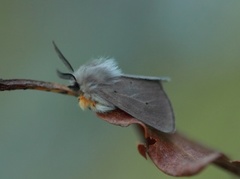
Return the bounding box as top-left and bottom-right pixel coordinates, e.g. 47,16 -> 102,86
78,95 -> 96,110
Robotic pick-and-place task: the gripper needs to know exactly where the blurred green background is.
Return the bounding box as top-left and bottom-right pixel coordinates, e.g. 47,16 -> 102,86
1,1 -> 240,178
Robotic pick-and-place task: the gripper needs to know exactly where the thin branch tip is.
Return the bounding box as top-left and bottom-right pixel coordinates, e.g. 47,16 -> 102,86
0,78 -> 78,97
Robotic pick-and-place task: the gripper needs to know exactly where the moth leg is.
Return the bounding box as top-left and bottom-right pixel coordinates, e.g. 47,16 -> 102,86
78,95 -> 96,110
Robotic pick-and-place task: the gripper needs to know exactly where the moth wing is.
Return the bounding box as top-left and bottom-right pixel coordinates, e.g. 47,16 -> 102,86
95,75 -> 175,133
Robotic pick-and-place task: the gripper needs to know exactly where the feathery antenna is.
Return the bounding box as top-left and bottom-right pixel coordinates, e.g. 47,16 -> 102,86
52,41 -> 74,72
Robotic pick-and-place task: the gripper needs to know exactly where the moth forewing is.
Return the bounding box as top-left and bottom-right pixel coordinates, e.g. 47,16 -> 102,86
95,76 -> 175,133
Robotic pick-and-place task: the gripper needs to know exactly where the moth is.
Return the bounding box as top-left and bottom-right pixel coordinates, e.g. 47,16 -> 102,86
53,42 -> 175,133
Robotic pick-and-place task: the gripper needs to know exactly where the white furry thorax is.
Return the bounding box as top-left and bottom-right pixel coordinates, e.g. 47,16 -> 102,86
73,58 -> 122,93
73,58 -> 122,112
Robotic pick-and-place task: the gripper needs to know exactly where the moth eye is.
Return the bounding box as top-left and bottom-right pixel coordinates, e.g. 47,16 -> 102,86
68,82 -> 80,91
145,102 -> 149,105
114,90 -> 117,93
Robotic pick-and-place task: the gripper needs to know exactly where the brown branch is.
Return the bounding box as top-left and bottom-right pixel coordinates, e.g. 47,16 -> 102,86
0,79 -> 78,97
1,78 -> 240,177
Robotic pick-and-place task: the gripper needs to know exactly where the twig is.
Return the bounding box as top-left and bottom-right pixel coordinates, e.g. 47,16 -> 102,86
0,79 -> 78,97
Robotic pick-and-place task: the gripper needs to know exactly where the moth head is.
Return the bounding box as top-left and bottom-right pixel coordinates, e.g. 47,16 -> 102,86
53,41 -> 80,92
56,70 -> 80,91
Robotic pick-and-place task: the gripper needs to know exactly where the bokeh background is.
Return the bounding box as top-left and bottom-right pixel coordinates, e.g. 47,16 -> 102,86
1,1 -> 240,179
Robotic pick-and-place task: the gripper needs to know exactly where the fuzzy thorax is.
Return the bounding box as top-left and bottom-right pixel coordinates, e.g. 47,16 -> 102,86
74,58 -> 121,112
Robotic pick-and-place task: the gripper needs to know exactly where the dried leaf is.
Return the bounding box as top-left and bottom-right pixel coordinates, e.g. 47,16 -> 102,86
97,109 -> 240,177
1,79 -> 240,176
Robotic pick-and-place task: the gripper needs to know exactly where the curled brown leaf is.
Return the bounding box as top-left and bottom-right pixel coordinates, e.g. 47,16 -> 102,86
97,109 -> 240,177
1,79 -> 240,177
